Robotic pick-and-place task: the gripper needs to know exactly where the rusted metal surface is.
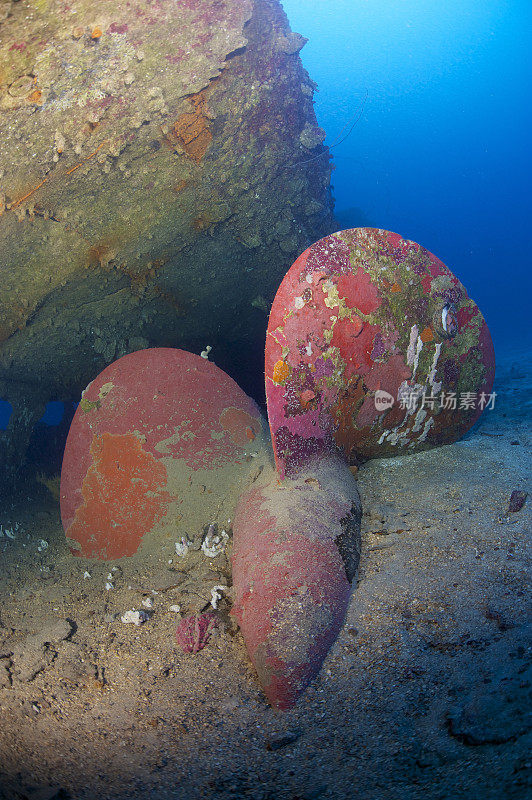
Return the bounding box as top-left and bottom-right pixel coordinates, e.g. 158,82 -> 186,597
232,455 -> 361,710
265,227 -> 495,476
61,347 -> 261,559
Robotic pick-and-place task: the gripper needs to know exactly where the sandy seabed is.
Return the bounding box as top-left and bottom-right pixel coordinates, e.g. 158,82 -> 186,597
0,349 -> 530,800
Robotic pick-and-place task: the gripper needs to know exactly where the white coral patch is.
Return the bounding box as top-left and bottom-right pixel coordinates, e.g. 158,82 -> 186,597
428,342 -> 443,394
210,585 -> 226,609
412,337 -> 423,379
406,325 -> 419,365
175,537 -> 192,557
412,408 -> 427,433
202,526 -> 229,557
121,609 -> 149,626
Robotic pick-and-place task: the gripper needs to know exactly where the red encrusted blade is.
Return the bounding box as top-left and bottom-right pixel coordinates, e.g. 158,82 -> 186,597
232,454 -> 361,710
265,227 -> 495,478
60,348 -> 261,560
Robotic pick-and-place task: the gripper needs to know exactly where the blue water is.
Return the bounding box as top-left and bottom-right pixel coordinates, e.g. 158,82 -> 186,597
282,0 -> 532,356
39,401 -> 65,427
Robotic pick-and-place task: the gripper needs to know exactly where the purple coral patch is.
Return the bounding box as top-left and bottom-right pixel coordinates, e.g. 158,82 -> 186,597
175,612 -> 217,653
274,426 -> 327,475
411,260 -> 427,275
304,235 -> 351,277
107,22 -> 128,34
435,287 -> 463,305
371,333 -> 385,360
443,359 -> 459,385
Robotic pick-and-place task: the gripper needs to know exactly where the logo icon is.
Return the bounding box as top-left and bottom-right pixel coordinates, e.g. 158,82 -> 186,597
374,390 -> 394,411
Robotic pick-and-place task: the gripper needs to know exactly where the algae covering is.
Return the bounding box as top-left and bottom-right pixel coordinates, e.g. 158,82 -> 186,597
0,0 -> 334,487
60,348 -> 266,561
265,228 -> 495,475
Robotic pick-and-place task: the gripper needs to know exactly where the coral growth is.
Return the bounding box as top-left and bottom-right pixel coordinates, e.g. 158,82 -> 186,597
175,612 -> 217,653
167,90 -> 213,163
272,359 -> 290,384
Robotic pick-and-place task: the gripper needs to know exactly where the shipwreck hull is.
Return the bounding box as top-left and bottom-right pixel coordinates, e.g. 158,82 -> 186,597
0,0 -> 335,487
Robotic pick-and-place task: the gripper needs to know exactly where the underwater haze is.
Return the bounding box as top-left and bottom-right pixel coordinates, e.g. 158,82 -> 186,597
281,0 -> 532,356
